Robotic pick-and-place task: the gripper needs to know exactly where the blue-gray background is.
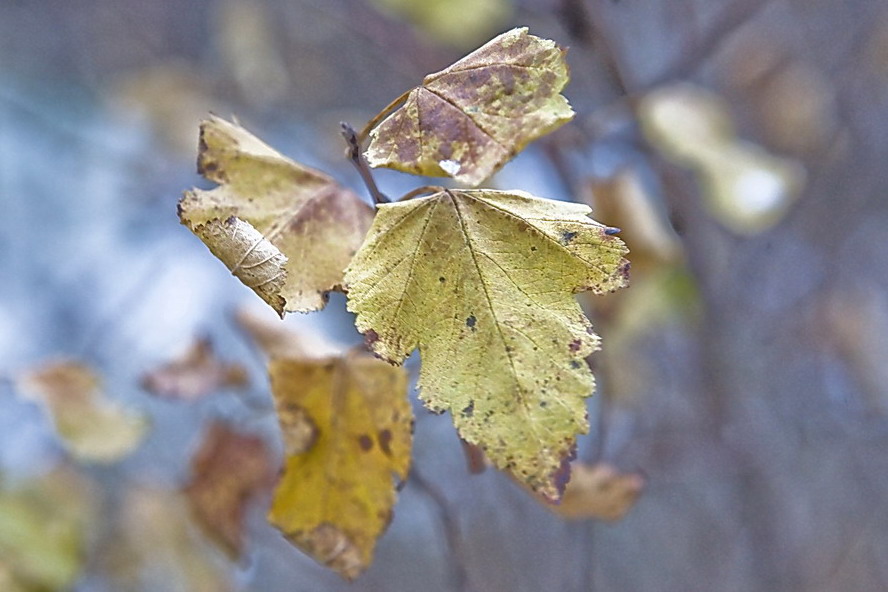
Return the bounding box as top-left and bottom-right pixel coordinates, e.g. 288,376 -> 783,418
2,0 -> 888,590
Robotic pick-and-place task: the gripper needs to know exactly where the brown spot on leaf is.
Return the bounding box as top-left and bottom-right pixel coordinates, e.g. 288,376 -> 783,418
358,434 -> 373,452
364,329 -> 379,346
568,339 -> 582,352
560,230 -> 578,244
378,429 -> 393,456
466,314 -> 477,329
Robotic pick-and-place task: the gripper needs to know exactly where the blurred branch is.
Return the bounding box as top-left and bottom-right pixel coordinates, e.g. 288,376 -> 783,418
410,467 -> 474,592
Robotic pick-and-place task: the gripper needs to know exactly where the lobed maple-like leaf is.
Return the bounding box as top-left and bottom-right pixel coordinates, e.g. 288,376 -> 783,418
365,27 -> 574,186
179,115 -> 373,316
345,189 -> 628,500
267,352 -> 412,580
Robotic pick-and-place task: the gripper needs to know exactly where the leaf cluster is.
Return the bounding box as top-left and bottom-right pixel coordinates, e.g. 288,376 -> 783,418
179,27 -> 629,579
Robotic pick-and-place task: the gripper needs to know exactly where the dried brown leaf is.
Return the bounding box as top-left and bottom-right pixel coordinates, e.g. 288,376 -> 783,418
141,337 -> 248,401
548,462 -> 644,521
180,115 -> 373,315
365,28 -> 574,186
184,421 -> 275,557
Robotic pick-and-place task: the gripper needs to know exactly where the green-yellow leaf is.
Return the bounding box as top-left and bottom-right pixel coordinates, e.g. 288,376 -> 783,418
345,189 -> 628,499
0,467 -> 96,591
180,115 -> 374,315
365,27 -> 574,186
267,353 -> 412,580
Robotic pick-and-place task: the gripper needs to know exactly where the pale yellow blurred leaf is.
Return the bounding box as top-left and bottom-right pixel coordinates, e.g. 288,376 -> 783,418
16,361 -> 148,463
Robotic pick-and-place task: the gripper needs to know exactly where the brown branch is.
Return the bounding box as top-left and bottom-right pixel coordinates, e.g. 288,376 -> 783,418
340,121 -> 389,205
410,467 -> 475,592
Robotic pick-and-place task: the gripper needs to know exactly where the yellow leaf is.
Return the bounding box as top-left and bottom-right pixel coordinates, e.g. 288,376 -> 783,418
365,28 -> 574,186
345,189 -> 628,500
180,115 -> 374,315
16,361 -> 149,463
267,353 -> 412,580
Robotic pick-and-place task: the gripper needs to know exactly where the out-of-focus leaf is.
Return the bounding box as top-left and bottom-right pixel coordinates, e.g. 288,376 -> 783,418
639,83 -> 805,234
184,421 -> 274,558
345,188 -> 628,500
370,0 -> 512,49
16,361 -> 148,463
214,0 -> 290,106
108,62 -> 221,155
585,169 -> 683,274
267,352 -> 412,580
545,462 -> 644,521
234,306 -> 340,360
179,115 -> 374,316
141,337 -> 248,401
0,467 -> 96,591
100,488 -> 232,592
365,28 -> 574,186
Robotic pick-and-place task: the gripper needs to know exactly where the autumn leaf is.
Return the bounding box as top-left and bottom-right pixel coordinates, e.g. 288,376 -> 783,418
369,0 -> 511,49
179,115 -> 374,316
141,337 -> 248,401
0,467 -> 96,591
364,27 -> 574,186
185,421 -> 275,557
344,189 -> 628,500
267,352 -> 412,580
101,487 -> 234,592
16,361 -> 149,463
234,306 -> 340,360
544,462 -> 644,521
638,83 -> 804,234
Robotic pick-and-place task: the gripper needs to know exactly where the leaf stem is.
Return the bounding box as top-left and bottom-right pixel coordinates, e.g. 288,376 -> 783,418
357,88 -> 413,142
397,185 -> 444,202
340,122 -> 389,205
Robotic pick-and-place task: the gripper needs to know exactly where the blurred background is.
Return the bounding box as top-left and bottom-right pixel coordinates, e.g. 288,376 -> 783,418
2,0 -> 888,590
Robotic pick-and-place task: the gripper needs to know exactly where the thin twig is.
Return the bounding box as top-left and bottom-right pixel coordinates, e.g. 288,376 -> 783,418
340,122 -> 389,205
410,467 -> 474,592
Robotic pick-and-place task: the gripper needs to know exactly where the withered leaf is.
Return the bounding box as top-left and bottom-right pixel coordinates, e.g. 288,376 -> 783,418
344,188 -> 629,500
184,421 -> 275,557
365,27 -> 574,186
180,115 -> 373,316
141,337 -> 248,401
546,462 -> 644,521
16,361 -> 149,463
267,352 -> 412,580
